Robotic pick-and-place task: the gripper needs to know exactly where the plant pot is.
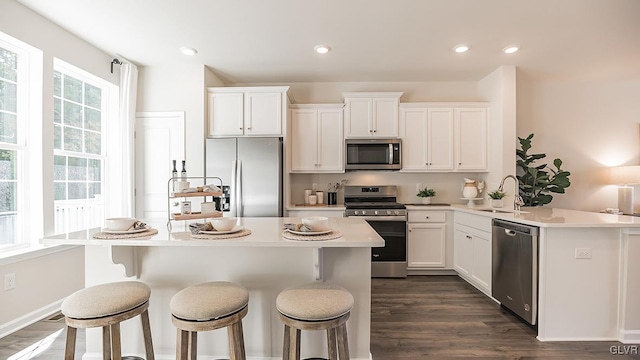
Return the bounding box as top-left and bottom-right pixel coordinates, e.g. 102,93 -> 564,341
421,197 -> 432,204
491,199 -> 504,208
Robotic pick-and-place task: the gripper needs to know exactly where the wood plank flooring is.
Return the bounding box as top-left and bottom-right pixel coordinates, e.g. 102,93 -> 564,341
0,275 -> 637,359
371,275 -> 639,359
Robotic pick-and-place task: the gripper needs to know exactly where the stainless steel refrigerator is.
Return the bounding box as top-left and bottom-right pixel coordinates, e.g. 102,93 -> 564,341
205,137 -> 283,217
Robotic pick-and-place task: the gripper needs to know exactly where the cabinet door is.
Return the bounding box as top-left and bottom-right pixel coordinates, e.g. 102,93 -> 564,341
427,108 -> 454,170
472,231 -> 492,292
456,108 -> 487,171
317,108 -> 344,172
372,97 -> 399,137
400,107 -> 428,171
454,227 -> 473,276
244,91 -> 282,136
408,223 -> 446,268
290,109 -> 318,171
208,92 -> 244,137
344,98 -> 372,138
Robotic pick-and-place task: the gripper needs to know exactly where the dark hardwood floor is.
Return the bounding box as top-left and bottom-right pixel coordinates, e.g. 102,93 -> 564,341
371,275 -> 639,359
1,276 -> 638,359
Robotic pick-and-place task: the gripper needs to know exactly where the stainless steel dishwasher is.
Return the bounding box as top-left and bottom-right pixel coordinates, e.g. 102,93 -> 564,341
492,219 -> 539,325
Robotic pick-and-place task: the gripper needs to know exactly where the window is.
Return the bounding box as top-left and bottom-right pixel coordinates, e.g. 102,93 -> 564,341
53,60 -> 110,234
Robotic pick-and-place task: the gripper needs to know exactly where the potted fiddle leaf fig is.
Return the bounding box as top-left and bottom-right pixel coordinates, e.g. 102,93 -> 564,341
417,187 -> 436,204
516,133 -> 571,206
487,190 -> 506,208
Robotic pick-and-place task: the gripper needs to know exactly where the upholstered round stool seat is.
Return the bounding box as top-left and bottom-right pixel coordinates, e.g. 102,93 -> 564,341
277,282 -> 353,360
170,281 -> 249,321
62,281 -> 150,319
277,282 -> 354,321
61,281 -> 155,360
170,281 -> 249,360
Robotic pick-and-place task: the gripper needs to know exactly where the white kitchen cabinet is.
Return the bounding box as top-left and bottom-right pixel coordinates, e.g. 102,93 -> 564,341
407,210 -> 447,269
207,86 -> 290,137
343,92 -> 403,138
290,104 -> 344,173
454,212 -> 492,295
455,107 -> 488,171
400,105 -> 454,171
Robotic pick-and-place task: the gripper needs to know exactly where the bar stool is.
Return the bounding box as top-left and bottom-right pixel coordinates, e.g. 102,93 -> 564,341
276,282 -> 354,360
61,281 -> 155,360
170,281 -> 249,360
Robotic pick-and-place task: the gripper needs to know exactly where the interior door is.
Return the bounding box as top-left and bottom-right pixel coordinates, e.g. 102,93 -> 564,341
135,112 -> 185,219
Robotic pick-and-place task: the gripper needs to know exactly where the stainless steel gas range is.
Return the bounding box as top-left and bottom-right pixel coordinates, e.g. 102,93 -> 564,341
344,185 -> 407,278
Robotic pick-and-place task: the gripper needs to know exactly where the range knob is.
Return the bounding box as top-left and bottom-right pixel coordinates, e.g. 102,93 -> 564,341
394,210 -> 400,215
386,210 -> 392,215
374,210 -> 379,215
362,210 -> 367,216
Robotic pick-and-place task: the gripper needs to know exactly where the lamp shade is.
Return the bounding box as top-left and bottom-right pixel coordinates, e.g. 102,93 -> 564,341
610,165 -> 640,185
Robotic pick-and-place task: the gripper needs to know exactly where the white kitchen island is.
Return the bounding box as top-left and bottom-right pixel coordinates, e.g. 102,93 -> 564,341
41,217 -> 384,360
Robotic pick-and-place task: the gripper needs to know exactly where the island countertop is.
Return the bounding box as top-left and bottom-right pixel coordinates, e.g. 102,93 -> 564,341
41,217 -> 385,248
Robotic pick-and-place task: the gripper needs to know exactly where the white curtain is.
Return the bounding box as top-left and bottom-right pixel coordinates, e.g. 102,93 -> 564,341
108,61 -> 138,217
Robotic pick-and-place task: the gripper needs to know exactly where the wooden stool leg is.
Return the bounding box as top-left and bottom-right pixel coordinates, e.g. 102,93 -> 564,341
189,331 -> 197,360
64,325 -> 77,360
111,323 -> 122,360
228,320 -> 246,360
336,323 -> 349,360
283,325 -> 291,360
102,326 -> 111,360
327,327 -> 338,360
140,309 -> 155,360
290,327 -> 301,360
176,329 -> 189,360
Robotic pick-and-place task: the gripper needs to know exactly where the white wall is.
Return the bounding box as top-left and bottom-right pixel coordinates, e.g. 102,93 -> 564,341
517,70 -> 640,212
0,0 -> 116,334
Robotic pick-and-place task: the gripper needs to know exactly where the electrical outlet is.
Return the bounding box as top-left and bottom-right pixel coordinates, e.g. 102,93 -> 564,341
416,183 -> 423,191
4,273 -> 15,291
575,248 -> 592,259
312,183 -> 318,191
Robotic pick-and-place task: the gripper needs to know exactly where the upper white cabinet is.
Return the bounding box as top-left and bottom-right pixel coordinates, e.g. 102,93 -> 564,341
290,104 -> 344,173
343,92 -> 403,138
207,86 -> 290,137
400,105 -> 454,171
455,107 -> 488,171
400,103 -> 488,172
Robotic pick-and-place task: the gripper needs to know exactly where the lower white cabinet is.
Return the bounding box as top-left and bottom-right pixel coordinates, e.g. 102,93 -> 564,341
453,212 -> 492,295
407,210 -> 447,269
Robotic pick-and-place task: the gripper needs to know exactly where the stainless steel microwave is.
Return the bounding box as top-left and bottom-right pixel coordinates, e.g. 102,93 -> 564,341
345,139 -> 401,170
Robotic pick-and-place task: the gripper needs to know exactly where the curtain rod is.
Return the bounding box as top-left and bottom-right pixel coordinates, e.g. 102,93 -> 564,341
110,58 -> 122,74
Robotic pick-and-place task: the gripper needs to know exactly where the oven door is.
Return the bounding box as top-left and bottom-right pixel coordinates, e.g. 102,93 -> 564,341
360,216 -> 407,278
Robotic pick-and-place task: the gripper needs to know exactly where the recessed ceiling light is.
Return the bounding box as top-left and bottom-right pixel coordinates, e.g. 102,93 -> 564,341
503,46 -> 519,54
179,47 -> 198,56
453,45 -> 470,53
314,44 -> 331,54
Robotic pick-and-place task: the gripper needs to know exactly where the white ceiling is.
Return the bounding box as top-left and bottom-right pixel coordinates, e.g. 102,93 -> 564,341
15,0 -> 640,83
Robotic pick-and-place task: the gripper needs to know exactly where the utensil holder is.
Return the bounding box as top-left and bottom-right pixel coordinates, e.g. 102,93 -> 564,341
327,192 -> 337,205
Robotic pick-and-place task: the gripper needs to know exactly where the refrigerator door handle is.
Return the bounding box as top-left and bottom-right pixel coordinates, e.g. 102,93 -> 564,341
237,160 -> 243,217
230,160 -> 237,217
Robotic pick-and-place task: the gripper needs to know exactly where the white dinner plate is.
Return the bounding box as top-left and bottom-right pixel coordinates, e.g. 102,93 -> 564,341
102,227 -> 149,234
286,229 -> 332,236
199,225 -> 244,235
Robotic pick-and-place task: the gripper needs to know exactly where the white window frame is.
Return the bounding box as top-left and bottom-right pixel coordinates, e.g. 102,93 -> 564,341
53,58 -> 117,234
0,31 -> 43,253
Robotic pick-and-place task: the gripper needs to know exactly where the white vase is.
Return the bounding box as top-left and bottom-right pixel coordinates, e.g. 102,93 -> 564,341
491,199 -> 504,208
462,183 -> 478,198
421,197 -> 432,204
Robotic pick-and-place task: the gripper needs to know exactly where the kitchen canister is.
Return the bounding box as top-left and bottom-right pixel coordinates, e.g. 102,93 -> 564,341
308,195 -> 318,205
316,191 -> 324,205
180,201 -> 191,214
304,189 -> 313,205
201,202 -> 216,214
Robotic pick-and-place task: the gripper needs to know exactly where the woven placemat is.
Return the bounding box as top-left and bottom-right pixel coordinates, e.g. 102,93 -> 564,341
92,228 -> 158,239
281,230 -> 343,241
190,229 -> 252,240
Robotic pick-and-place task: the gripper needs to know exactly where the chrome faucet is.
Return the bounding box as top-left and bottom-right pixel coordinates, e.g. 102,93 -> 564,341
498,175 -> 525,211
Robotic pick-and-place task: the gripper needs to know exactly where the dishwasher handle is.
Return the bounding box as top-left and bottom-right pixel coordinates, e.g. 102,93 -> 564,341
492,219 -> 539,237
504,229 -> 517,237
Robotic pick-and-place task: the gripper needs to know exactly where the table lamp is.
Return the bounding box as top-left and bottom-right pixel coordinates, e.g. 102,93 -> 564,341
610,165 -> 640,215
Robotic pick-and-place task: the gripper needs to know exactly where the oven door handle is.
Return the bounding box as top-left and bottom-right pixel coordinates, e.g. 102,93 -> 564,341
349,215 -> 406,221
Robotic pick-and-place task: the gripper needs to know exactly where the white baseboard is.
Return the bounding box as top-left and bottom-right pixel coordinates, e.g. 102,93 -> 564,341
0,299 -> 63,339
619,329 -> 640,344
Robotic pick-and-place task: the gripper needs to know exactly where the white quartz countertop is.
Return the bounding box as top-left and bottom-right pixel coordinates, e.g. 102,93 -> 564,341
286,205 -> 346,211
451,204 -> 640,228
40,217 -> 384,247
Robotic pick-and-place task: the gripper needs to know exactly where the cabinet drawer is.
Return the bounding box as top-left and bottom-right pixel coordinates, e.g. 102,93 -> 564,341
454,212 -> 492,232
408,211 -> 446,223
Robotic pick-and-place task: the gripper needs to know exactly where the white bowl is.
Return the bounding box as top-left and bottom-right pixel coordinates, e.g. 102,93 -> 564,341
105,217 -> 137,231
211,217 -> 238,231
302,216 -> 329,231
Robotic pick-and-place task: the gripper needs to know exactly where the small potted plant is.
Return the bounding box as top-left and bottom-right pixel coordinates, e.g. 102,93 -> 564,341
488,190 -> 506,208
417,187 -> 436,204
